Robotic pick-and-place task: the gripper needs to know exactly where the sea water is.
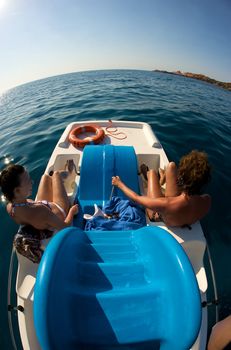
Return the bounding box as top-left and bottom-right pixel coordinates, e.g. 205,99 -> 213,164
0,69 -> 231,349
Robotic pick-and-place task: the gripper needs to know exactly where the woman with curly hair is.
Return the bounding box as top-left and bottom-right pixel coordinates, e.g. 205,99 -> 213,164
112,150 -> 211,227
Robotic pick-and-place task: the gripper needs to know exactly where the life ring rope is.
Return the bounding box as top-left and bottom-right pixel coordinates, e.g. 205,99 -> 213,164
105,119 -> 127,140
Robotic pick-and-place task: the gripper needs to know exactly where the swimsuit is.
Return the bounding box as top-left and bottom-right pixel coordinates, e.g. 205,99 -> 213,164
13,225 -> 53,264
11,200 -> 66,263
52,202 -> 66,219
10,200 -> 66,219
149,212 -> 192,229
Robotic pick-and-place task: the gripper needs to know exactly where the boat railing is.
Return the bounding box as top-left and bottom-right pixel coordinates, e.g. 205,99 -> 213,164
7,246 -> 23,350
204,240 -> 219,323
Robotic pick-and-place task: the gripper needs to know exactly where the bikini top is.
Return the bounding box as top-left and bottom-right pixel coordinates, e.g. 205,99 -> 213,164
10,200 -> 52,217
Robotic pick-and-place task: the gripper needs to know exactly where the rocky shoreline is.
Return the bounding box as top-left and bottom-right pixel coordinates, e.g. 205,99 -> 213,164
153,70 -> 231,91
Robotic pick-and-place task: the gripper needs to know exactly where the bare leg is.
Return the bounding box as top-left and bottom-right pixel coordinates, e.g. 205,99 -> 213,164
207,316 -> 231,350
146,170 -> 164,219
52,171 -> 70,214
36,174 -> 53,202
165,162 -> 180,197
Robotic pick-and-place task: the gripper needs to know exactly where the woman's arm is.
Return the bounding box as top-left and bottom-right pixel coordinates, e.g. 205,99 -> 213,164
112,176 -> 165,212
23,204 -> 78,231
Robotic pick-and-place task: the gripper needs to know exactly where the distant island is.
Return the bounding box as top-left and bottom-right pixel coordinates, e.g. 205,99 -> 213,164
153,70 -> 231,91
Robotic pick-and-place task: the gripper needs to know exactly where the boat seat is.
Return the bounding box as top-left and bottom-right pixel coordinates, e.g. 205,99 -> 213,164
77,145 -> 140,216
158,222 -> 208,292
16,252 -> 38,301
16,238 -> 51,301
34,226 -> 201,350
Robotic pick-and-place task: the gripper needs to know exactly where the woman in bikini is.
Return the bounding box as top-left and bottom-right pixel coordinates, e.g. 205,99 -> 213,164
112,150 -> 211,227
0,163 -> 78,262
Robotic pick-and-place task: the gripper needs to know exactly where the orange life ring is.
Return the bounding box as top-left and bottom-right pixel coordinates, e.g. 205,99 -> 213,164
68,124 -> 105,148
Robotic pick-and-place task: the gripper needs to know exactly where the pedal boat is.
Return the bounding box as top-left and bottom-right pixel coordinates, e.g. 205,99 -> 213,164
9,121 -> 211,350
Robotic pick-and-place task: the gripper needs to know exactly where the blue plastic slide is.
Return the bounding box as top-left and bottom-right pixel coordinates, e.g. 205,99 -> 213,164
77,145 -> 140,213
34,226 -> 201,350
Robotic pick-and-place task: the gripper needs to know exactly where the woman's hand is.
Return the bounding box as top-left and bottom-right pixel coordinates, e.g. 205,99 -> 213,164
69,204 -> 78,215
112,176 -> 122,187
64,204 -> 79,226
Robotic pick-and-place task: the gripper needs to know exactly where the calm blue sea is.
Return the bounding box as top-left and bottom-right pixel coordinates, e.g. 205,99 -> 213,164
0,69 -> 231,349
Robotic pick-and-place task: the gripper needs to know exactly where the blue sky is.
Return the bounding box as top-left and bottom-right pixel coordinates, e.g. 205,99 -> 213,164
0,0 -> 230,92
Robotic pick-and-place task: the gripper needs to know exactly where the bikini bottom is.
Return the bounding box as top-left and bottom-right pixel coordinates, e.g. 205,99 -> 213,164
52,202 -> 66,219
13,225 -> 53,264
13,201 -> 66,263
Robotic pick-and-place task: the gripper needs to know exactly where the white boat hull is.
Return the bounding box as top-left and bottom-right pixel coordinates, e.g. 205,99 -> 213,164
14,121 -> 208,350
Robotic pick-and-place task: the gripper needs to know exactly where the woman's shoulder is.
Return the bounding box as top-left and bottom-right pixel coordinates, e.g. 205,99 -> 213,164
7,200 -> 42,217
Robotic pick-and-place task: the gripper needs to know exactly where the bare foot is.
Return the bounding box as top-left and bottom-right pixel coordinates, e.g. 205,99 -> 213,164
159,168 -> 166,186
60,159 -> 77,180
65,159 -> 77,174
140,164 -> 149,181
